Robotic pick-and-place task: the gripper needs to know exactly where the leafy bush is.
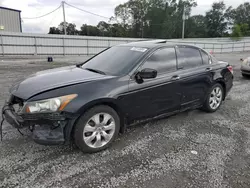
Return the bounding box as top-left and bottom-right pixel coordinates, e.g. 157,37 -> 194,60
231,24 -> 243,41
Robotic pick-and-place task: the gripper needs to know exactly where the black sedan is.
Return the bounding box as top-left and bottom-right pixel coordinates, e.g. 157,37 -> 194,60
2,40 -> 234,153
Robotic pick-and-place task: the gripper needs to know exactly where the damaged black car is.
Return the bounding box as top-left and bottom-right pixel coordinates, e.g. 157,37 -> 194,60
1,40 -> 234,153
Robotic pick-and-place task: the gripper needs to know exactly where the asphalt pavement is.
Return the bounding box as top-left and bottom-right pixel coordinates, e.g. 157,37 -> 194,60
0,52 -> 250,188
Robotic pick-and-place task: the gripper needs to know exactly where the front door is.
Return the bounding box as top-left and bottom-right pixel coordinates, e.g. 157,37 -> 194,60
121,47 -> 182,121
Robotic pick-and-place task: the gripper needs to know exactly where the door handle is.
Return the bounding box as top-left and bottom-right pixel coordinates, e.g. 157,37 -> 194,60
171,75 -> 180,81
206,67 -> 212,71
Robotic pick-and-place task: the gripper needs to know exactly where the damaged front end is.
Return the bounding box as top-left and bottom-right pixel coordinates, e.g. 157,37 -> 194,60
1,94 -> 77,145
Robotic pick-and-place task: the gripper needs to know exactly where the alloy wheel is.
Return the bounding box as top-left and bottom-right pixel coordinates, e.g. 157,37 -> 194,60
83,113 -> 116,148
209,86 -> 222,110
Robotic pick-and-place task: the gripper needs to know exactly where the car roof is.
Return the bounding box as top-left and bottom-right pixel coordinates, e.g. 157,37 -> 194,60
118,40 -> 199,49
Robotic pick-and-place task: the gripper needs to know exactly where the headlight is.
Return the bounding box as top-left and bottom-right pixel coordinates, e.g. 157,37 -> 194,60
23,94 -> 77,114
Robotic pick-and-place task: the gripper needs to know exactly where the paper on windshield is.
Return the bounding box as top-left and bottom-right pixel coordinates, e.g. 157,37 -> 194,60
130,47 -> 147,53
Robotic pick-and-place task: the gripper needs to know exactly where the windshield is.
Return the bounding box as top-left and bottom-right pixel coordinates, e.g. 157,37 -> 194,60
82,46 -> 148,76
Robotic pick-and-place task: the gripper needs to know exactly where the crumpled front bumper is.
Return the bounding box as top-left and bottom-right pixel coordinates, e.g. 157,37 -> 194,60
2,102 -> 76,145
2,105 -> 24,129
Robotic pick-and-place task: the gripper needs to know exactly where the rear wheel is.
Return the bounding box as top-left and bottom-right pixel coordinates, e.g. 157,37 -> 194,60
74,105 -> 120,153
202,83 -> 224,113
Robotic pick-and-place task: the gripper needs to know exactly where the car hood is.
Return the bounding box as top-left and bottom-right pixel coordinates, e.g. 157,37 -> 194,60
10,66 -> 114,100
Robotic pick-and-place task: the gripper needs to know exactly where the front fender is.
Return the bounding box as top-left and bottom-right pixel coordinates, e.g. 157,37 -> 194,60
76,98 -> 122,115
64,98 -> 125,143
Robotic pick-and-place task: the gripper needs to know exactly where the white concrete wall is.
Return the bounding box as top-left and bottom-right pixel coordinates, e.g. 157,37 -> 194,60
1,31 -> 250,56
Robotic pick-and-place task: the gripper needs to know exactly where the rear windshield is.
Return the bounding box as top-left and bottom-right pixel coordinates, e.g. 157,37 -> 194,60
82,46 -> 148,76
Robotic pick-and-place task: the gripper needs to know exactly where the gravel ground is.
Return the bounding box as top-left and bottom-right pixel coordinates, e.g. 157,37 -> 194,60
0,53 -> 250,188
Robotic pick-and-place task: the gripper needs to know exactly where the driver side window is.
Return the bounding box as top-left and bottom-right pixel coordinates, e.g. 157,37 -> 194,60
141,48 -> 177,75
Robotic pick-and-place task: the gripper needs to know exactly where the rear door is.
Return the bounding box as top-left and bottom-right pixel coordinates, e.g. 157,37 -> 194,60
176,46 -> 213,110
123,47 -> 182,121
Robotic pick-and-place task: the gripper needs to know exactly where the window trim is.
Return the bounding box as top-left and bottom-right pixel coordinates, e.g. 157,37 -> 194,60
134,46 -> 178,76
176,46 -> 203,70
200,49 -> 211,65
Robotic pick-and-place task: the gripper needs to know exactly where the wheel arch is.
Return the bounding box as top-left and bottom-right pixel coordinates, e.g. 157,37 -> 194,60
214,79 -> 226,100
66,98 -> 126,143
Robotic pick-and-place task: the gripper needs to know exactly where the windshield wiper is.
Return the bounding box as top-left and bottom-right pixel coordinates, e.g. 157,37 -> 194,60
84,68 -> 106,75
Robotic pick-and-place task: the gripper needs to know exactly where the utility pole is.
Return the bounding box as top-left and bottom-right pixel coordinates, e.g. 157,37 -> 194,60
62,1 -> 67,35
182,5 -> 186,39
141,22 -> 144,38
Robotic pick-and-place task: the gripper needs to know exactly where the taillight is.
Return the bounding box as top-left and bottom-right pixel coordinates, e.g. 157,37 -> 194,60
227,65 -> 233,74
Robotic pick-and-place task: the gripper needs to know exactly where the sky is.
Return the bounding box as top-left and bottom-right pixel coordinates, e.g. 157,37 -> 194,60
0,0 -> 248,34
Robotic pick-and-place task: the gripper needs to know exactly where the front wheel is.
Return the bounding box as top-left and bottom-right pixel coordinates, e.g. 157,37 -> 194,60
74,105 -> 120,153
202,83 -> 224,113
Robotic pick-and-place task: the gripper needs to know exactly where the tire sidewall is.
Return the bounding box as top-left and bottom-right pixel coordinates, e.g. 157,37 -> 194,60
74,105 -> 120,153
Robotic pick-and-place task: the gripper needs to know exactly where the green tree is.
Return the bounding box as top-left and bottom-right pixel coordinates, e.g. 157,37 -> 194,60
128,0 -> 149,37
49,0 -> 250,39
224,6 -> 234,25
186,15 -> 207,38
232,3 -> 250,26
147,0 -> 177,38
239,23 -> 250,36
205,1 -> 228,37
114,0 -> 197,38
97,21 -> 110,36
170,0 -> 197,38
66,23 -> 78,35
79,24 -> 100,36
55,22 -> 78,35
115,3 -> 132,27
48,27 -> 61,34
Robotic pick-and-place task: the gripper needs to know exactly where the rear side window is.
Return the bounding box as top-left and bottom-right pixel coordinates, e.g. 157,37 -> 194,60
210,55 -> 218,64
200,50 -> 209,64
177,47 -> 202,69
141,48 -> 177,74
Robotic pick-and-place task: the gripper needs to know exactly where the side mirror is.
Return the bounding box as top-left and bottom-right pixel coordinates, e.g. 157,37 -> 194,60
138,68 -> 157,79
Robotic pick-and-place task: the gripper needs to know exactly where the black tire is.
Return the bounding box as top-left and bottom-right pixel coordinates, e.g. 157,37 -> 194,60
242,73 -> 249,78
202,83 -> 224,113
74,105 -> 120,153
